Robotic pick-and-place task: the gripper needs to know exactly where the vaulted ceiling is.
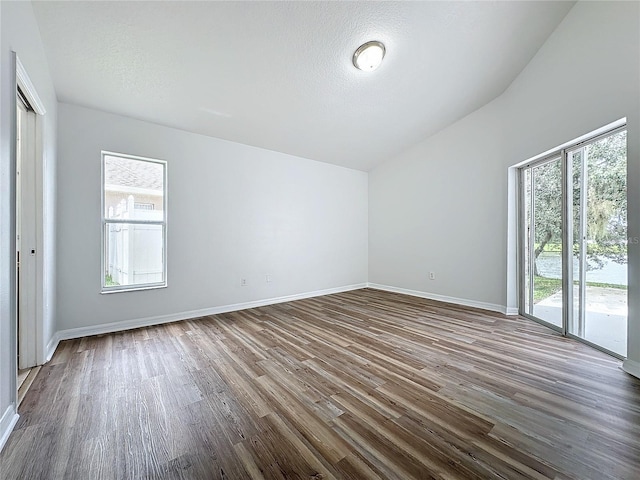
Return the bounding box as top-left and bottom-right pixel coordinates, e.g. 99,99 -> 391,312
32,1 -> 575,171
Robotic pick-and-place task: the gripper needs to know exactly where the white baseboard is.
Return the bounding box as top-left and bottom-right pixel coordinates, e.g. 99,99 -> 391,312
366,283 -> 509,315
0,404 -> 19,453
46,331 -> 62,362
622,359 -> 640,380
51,283 -> 367,348
504,306 -> 519,316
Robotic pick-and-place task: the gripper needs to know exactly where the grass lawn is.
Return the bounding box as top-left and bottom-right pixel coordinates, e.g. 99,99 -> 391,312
533,276 -> 625,303
533,276 -> 561,303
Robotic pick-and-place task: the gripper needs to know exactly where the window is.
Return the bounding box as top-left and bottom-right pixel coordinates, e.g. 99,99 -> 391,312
102,152 -> 167,292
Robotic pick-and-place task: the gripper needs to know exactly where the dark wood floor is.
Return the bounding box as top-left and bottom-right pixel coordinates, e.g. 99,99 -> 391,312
1,288 -> 639,479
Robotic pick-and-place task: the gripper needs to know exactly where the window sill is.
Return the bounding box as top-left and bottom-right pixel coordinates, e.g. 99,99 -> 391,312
101,283 -> 167,294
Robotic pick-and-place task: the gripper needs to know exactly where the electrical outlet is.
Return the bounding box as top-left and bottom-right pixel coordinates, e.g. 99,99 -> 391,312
429,272 -> 435,280
241,278 -> 247,286
266,274 -> 272,283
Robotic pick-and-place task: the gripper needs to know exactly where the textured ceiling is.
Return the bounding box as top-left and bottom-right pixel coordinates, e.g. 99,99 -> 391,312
32,1 -> 574,171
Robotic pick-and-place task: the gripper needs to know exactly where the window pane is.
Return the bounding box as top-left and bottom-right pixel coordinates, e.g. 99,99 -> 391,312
104,155 -> 164,219
530,158 -> 563,328
104,222 -> 165,287
571,148 -> 583,336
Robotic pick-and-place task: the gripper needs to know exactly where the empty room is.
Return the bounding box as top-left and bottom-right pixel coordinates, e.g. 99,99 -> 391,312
1,1 -> 639,479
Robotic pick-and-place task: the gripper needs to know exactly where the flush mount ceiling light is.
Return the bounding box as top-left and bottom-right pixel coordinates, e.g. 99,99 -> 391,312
353,41 -> 385,71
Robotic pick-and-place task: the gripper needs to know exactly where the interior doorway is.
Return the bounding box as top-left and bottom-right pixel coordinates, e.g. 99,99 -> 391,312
16,89 -> 38,400
11,54 -> 48,410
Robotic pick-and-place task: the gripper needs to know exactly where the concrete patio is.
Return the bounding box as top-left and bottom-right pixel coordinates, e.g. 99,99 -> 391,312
534,286 -> 627,356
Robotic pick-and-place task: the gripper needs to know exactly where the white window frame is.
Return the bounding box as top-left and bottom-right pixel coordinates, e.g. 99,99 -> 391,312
101,151 -> 167,293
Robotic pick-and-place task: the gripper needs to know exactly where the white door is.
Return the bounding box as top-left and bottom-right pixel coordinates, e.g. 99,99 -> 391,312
16,91 -> 37,370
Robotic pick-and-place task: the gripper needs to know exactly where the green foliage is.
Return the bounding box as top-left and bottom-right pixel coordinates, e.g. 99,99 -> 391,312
105,274 -> 119,286
583,280 -> 626,290
528,130 -> 627,272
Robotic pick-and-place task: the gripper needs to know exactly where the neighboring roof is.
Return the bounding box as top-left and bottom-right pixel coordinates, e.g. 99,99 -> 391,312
104,155 -> 163,191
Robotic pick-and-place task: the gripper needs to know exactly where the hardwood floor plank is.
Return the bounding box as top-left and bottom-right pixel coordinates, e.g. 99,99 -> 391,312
254,374 -> 350,465
333,451 -> 386,480
2,288 -> 639,479
332,412 -> 437,480
261,412 -> 338,479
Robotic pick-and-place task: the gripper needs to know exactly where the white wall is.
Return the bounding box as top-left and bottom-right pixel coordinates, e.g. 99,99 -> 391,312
369,1 -> 640,365
369,101 -> 508,311
56,103 -> 368,333
0,1 -> 57,449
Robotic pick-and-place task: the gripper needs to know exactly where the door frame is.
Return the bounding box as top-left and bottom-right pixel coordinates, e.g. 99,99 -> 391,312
13,53 -> 46,374
517,153 -> 565,334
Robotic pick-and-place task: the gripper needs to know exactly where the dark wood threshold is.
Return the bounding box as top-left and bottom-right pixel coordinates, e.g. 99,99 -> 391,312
17,366 -> 41,408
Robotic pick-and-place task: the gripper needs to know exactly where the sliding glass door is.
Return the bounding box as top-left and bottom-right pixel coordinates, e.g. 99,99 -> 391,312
567,130 -> 628,356
520,127 -> 627,357
522,156 -> 564,328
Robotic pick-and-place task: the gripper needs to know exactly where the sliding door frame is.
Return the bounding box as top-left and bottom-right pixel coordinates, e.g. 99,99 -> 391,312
517,153 -> 565,333
517,124 -> 627,359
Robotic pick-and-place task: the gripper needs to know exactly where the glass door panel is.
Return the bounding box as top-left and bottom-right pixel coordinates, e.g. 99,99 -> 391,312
568,130 -> 627,356
522,157 -> 563,328
523,168 -> 532,314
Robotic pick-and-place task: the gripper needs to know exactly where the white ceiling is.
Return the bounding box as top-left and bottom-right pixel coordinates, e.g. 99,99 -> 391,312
32,1 -> 574,171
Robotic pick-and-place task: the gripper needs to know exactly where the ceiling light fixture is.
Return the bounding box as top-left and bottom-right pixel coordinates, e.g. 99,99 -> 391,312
353,41 -> 385,71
